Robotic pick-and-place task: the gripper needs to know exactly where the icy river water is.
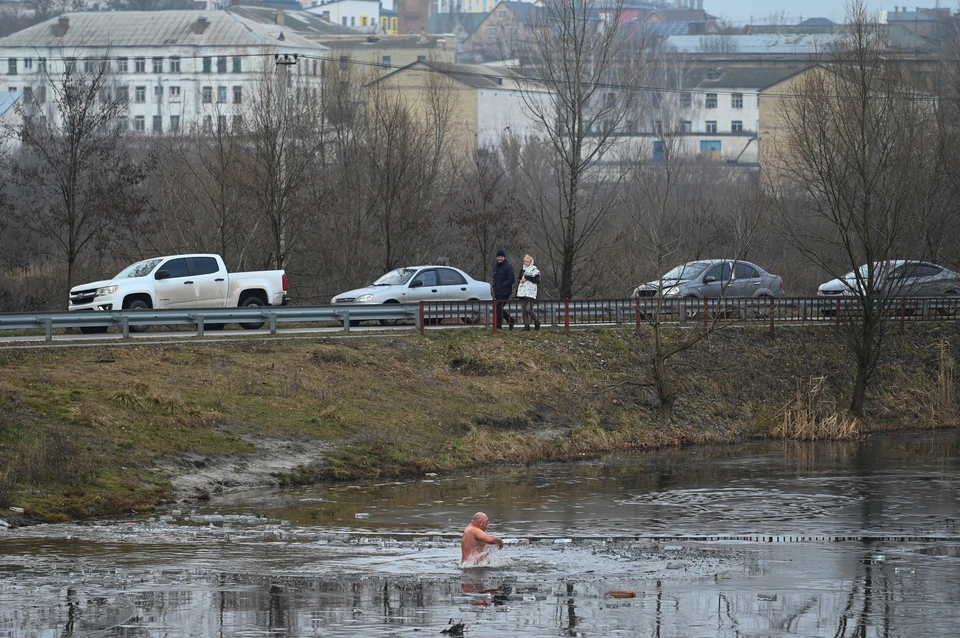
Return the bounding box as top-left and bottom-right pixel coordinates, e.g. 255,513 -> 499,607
2,432 -> 959,637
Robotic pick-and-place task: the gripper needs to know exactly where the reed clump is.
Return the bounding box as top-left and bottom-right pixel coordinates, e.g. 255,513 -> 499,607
777,376 -> 861,441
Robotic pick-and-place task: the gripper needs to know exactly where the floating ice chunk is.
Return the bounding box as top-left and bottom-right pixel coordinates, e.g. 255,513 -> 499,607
554,538 -> 572,544
354,513 -> 370,518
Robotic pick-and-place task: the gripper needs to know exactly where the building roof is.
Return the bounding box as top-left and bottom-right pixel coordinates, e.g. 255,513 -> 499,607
679,65 -> 808,90
375,59 -> 516,90
0,10 -> 327,50
643,20 -> 709,36
500,1 -> 541,25
886,10 -> 938,22
798,17 -> 836,26
313,34 -> 453,50
665,33 -> 843,55
227,5 -> 356,37
0,92 -> 20,119
428,12 -> 488,36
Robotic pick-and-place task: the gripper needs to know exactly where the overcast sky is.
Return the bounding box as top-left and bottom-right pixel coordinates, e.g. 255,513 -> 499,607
706,1 -> 886,26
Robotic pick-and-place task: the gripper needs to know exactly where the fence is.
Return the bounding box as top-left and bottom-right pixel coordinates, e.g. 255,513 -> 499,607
0,296 -> 956,341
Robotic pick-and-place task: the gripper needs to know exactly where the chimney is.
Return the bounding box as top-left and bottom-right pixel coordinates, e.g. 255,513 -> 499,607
894,7 -> 899,17
55,16 -> 69,38
276,7 -> 285,26
194,16 -> 210,35
322,10 -> 330,22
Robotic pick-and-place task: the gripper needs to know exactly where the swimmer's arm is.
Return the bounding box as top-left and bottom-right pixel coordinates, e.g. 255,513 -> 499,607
474,529 -> 504,549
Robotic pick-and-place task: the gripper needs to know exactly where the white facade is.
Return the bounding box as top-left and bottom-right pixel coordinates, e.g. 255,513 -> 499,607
476,86 -> 549,148
0,11 -> 328,134
307,0 -> 380,30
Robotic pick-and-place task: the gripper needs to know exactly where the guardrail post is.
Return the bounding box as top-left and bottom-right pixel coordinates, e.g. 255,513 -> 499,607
835,300 -> 841,330
342,310 -> 350,332
801,299 -> 808,322
703,298 -> 709,329
196,315 -> 205,337
44,317 -> 53,342
267,312 -> 278,334
121,315 -> 130,338
900,299 -> 906,334
922,299 -> 930,319
564,299 -> 570,333
418,302 -> 425,335
769,298 -> 775,336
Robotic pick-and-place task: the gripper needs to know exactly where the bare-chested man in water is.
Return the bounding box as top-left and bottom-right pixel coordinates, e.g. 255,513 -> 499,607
460,512 -> 504,565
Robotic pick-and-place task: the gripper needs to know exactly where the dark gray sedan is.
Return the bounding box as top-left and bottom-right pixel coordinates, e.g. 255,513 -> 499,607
632,259 -> 785,299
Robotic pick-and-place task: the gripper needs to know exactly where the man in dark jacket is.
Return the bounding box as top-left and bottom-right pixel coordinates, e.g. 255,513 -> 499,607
493,249 -> 515,330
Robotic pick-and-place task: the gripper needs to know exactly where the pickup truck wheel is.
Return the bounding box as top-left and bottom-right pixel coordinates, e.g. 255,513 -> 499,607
239,297 -> 265,329
79,326 -> 109,334
125,299 -> 150,332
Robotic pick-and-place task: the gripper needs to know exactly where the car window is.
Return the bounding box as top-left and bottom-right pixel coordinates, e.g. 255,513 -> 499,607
733,263 -> 759,279
413,270 -> 437,287
437,268 -> 467,285
159,258 -> 189,279
916,264 -> 943,277
116,258 -> 162,279
704,263 -> 731,282
190,257 -> 220,276
663,262 -> 708,280
374,268 -> 417,286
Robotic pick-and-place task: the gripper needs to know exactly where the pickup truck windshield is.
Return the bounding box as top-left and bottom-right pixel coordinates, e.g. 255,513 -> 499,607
115,258 -> 163,279
373,268 -> 417,286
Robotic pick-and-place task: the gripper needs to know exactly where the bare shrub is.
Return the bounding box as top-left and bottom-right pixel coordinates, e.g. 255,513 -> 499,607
778,376 -> 860,441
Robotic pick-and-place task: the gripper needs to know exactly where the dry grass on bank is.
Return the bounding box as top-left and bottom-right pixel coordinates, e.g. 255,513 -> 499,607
0,323 -> 958,521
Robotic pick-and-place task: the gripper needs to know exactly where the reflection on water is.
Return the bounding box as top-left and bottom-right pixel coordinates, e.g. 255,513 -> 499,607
1,433 -> 959,636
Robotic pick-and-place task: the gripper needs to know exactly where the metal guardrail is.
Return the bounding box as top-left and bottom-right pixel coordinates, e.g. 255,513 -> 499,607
0,296 -> 956,341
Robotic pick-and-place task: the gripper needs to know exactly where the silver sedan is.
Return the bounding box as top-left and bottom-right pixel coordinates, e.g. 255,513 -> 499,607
332,266 -> 493,325
632,259 -> 785,299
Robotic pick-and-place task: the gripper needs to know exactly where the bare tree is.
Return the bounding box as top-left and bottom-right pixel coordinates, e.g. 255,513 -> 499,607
512,0 -> 651,298
0,53 -> 148,289
768,0 -> 946,416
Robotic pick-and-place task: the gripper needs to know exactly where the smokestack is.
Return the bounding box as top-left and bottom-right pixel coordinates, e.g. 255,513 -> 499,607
276,7 -> 285,26
55,16 -> 70,38
193,16 -> 210,35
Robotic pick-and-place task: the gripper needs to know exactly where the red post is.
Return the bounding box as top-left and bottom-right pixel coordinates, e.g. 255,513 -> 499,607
703,298 -> 709,329
419,301 -> 425,335
769,297 -> 775,336
564,299 -> 570,333
492,300 -> 499,333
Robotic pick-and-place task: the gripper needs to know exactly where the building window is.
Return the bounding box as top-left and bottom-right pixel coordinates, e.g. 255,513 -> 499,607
84,58 -> 94,73
116,86 -> 129,104
154,85 -> 162,102
360,16 -> 368,26
203,57 -> 211,73
202,86 -> 212,103
706,93 -> 717,109
731,120 -> 743,133
391,17 -> 397,32
232,57 -> 241,73
134,57 -> 146,73
170,57 -> 180,73
99,87 -> 110,103
731,92 -> 743,109
218,115 -> 226,131
417,55 -> 426,61
169,85 -> 181,102
342,17 -> 347,26
7,86 -> 16,93
488,27 -> 496,38
682,120 -> 692,132
232,86 -> 242,104
37,85 -> 46,104
134,115 -> 145,131
117,116 -> 128,130
152,115 -> 162,133
202,115 -> 212,133
233,115 -> 242,131
7,58 -> 16,75
135,86 -> 146,103
170,115 -> 180,132
350,16 -> 355,26
339,55 -> 349,71
151,57 -> 162,73
382,55 -> 391,68
605,92 -> 615,108
706,120 -> 717,133
217,86 -> 227,103
116,57 -> 128,73
680,92 -> 691,108
65,58 -> 76,73
23,58 -> 32,70
216,57 -> 226,73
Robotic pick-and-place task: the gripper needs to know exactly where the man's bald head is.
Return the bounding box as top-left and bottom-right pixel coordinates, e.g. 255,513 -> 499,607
471,512 -> 489,527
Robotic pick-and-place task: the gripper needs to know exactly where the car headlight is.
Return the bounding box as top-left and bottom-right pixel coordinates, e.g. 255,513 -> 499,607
664,287 -> 680,296
96,285 -> 118,297
356,294 -> 374,302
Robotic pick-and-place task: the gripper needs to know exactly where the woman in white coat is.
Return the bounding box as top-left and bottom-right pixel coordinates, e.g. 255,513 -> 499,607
517,254 -> 541,331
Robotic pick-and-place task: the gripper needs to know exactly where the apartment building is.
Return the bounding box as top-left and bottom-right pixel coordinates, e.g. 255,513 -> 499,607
0,11 -> 328,134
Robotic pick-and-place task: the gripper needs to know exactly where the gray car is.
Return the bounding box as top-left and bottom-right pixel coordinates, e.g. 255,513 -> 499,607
632,259 -> 785,299
817,260 -> 960,316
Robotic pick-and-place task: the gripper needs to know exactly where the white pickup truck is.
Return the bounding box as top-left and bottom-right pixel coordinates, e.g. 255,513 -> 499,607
68,254 -> 289,333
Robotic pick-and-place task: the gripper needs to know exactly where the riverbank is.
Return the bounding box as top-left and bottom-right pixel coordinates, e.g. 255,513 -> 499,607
1,323 -> 958,523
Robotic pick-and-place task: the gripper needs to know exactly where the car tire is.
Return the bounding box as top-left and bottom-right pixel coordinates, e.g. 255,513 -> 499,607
79,326 -> 109,334
461,299 -> 482,325
238,297 -> 265,330
125,299 -> 150,333
380,300 -> 401,326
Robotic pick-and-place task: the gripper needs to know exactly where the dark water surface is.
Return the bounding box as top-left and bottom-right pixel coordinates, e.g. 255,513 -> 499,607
2,433 -> 959,636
